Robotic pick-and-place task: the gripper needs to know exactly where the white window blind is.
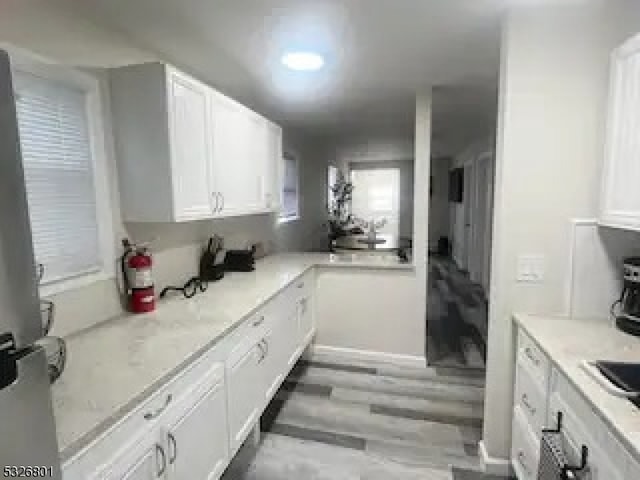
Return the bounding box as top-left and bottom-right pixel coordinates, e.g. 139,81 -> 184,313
281,153 -> 299,219
14,71 -> 102,284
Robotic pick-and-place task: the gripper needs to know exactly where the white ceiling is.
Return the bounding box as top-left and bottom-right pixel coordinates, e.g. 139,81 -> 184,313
70,0 -> 504,154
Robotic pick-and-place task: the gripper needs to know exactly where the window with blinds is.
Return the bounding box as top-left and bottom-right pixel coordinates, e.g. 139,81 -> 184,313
14,70 -> 103,285
280,153 -> 300,220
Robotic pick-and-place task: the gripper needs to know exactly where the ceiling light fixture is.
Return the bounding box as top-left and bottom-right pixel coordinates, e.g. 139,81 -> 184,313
281,51 -> 325,71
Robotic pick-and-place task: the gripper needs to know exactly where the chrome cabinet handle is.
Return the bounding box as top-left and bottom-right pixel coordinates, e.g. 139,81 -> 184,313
252,315 -> 265,327
144,394 -> 173,420
257,341 -> 266,363
524,347 -> 540,366
168,432 -> 177,464
521,394 -> 536,415
297,282 -> 304,289
517,451 -> 531,475
212,192 -> 219,212
262,338 -> 269,358
155,443 -> 167,477
220,193 -> 225,212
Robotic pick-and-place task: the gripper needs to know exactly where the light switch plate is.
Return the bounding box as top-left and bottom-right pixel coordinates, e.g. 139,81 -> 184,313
517,254 -> 545,283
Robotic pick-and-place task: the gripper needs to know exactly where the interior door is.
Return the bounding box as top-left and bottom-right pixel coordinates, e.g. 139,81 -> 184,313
165,380 -> 229,480
473,153 -> 494,294
168,72 -> 213,221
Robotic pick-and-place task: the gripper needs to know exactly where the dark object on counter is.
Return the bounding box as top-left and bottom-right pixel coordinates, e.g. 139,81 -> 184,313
224,247 -> 256,272
160,276 -> 208,299
614,257 -> 640,337
199,235 -> 225,282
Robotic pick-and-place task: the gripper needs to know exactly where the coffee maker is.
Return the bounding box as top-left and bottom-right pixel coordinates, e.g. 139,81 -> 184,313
616,257 -> 640,336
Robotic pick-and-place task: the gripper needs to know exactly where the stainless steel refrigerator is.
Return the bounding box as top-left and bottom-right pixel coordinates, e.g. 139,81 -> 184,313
0,49 -> 62,479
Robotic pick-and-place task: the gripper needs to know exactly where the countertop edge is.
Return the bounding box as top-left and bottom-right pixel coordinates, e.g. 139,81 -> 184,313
59,262 -> 314,463
512,313 -> 640,464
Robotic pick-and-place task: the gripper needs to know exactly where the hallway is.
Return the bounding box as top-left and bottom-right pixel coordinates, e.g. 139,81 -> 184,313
223,356 -> 498,479
426,255 -> 488,370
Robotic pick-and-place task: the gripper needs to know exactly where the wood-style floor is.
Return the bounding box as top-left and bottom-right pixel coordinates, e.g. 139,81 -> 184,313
427,255 -> 488,370
222,354 -> 510,479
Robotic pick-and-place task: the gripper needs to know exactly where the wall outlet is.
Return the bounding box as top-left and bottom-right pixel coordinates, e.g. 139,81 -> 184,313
517,254 -> 545,283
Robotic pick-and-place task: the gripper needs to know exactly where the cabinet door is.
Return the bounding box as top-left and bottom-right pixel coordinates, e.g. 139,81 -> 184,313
98,437 -> 164,480
298,295 -> 314,347
601,35 -> 640,230
226,342 -> 263,453
245,113 -> 269,212
210,94 -> 263,216
165,380 -> 229,480
168,71 -> 214,221
264,122 -> 283,211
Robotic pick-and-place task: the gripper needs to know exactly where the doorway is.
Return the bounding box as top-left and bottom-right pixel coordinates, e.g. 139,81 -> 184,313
426,152 -> 494,371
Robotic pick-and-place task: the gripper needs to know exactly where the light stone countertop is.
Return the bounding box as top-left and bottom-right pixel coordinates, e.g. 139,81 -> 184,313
53,253 -> 413,462
514,313 -> 640,462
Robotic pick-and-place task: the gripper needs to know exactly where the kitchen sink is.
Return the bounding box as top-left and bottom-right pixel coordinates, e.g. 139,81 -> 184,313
595,361 -> 640,394
582,360 -> 640,409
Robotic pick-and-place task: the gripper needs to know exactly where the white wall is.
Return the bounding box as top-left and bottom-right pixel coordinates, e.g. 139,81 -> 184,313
483,0 -> 640,464
313,97 -> 430,360
0,0 -> 328,337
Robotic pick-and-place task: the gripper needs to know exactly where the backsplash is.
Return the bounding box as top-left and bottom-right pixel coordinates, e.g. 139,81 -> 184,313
47,213 -> 317,338
568,220 -> 640,319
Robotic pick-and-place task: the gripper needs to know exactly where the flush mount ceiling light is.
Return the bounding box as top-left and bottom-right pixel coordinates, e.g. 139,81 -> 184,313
281,51 -> 325,71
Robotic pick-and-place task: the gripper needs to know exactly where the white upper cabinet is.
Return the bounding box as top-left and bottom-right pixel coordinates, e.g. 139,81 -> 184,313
168,71 -> 214,221
600,33 -> 640,231
110,63 -> 282,222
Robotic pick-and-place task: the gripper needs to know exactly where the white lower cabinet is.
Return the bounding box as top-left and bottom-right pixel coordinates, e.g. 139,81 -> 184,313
163,379 -> 229,480
64,270 -> 316,480
226,341 -> 264,454
512,326 -> 636,480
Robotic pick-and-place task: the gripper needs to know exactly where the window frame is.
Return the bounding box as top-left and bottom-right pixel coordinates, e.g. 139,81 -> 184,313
9,49 -> 115,296
278,151 -> 300,223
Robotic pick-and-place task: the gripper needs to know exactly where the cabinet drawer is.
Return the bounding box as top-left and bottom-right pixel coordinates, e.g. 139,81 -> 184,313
512,407 -> 540,480
548,370 -> 626,480
517,330 -> 550,389
514,362 -> 547,438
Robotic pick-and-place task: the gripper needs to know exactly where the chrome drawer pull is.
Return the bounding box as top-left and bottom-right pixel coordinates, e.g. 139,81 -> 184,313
252,316 -> 265,327
524,347 -> 540,366
521,394 -> 537,415
168,432 -> 177,464
297,283 -> 304,289
144,394 -> 173,420
155,444 -> 167,477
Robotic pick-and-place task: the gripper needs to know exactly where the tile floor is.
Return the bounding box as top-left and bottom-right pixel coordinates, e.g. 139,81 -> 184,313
427,255 -> 488,370
222,356 -> 511,479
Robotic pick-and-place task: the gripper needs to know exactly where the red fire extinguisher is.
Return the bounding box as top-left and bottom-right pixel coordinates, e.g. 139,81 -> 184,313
121,239 -> 155,314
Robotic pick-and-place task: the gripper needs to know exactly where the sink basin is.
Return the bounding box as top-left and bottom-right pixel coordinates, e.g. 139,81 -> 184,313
581,360 -> 640,398
596,361 -> 640,393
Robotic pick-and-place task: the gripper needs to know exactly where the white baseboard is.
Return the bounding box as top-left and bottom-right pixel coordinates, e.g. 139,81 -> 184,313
309,344 -> 426,369
478,440 -> 513,477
